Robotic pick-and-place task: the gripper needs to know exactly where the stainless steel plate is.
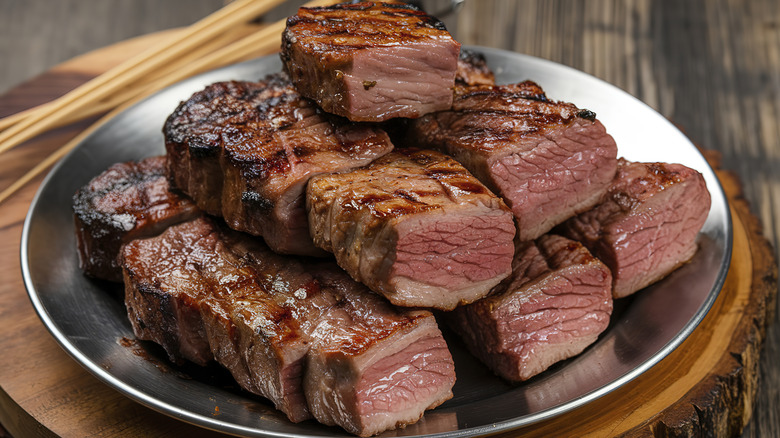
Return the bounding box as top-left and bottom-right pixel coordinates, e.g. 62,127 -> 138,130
21,48 -> 731,437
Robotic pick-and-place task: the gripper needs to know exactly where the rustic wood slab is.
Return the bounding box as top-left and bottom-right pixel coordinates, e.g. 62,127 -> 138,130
0,32 -> 776,438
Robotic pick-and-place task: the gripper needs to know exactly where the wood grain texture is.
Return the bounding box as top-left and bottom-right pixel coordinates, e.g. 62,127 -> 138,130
0,1 -> 777,437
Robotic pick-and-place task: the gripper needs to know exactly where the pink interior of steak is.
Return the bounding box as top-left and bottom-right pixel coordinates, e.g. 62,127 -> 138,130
282,2 -> 460,122
603,175 -> 709,297
342,44 -> 459,121
486,119 -> 617,240
492,268 -> 613,380
559,159 -> 711,298
449,235 -> 613,382
354,333 -> 455,434
388,211 -> 515,307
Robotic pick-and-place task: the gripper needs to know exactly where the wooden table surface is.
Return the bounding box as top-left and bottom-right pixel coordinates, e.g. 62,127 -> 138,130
0,1 -> 778,437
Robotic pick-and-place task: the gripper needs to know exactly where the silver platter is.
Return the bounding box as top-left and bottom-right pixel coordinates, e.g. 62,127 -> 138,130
21,47 -> 732,437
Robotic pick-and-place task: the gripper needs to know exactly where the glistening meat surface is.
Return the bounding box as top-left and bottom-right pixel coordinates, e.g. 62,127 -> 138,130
164,73 -> 394,256
447,234 -> 613,382
557,158 -> 711,298
121,216 -> 455,436
307,148 -> 515,310
281,1 -> 460,122
72,156 -> 199,282
408,80 -> 618,241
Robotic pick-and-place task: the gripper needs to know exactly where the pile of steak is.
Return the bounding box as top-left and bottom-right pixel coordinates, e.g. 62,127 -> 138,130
74,157 -> 457,436
407,80 -> 619,241
164,73 -> 394,256
307,148 -> 515,310
72,156 -> 199,281
122,216 -> 455,436
281,1 -> 461,122
71,1 -> 715,435
557,158 -> 711,298
447,235 -> 613,381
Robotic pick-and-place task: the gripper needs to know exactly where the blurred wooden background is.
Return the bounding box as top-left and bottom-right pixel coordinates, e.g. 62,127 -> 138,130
1,1 -> 777,437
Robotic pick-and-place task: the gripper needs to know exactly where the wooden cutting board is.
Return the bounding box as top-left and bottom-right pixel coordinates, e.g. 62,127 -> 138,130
0,32 -> 776,438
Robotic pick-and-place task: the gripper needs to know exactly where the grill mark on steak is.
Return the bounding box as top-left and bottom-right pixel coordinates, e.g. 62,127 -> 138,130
408,80 -> 618,240
307,148 -> 515,310
72,156 -> 199,282
447,234 -> 613,382
281,2 -> 460,122
164,73 -> 394,256
556,158 -> 711,298
121,216 -> 455,435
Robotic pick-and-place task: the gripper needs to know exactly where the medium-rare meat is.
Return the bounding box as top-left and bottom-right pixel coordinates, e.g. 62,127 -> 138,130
447,234 -> 613,382
408,80 -> 619,241
164,73 -> 394,256
455,49 -> 495,86
557,158 -> 711,298
72,156 -> 199,282
281,1 -> 461,122
307,148 -> 515,310
121,216 -> 455,436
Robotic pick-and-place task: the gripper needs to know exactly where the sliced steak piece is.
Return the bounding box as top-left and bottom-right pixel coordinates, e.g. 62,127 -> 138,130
307,148 -> 515,310
408,80 -> 619,241
557,158 -> 711,298
281,1 -> 461,122
72,156 -> 199,282
164,74 -> 394,256
121,216 -> 310,421
302,262 -> 455,436
455,49 -> 495,86
447,234 -> 613,382
121,216 -> 455,435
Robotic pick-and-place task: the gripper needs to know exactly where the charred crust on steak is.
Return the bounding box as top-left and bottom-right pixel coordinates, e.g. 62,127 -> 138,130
73,156 -> 199,281
241,191 -> 274,212
577,109 -> 597,121
164,73 -> 393,255
456,49 -> 496,86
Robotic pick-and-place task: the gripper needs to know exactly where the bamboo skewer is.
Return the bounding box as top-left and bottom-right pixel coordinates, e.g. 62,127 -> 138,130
0,23 -> 263,134
0,0 -> 286,156
0,0 -> 342,205
0,109 -> 28,132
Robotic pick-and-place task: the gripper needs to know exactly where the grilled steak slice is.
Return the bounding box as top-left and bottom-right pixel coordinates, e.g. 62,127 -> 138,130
301,262 -> 455,436
164,74 -> 394,256
121,216 -> 455,435
72,156 -> 199,282
455,49 -> 495,86
281,1 -> 461,122
447,234 -> 613,381
307,148 -> 515,310
557,159 -> 711,298
408,80 -> 618,241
